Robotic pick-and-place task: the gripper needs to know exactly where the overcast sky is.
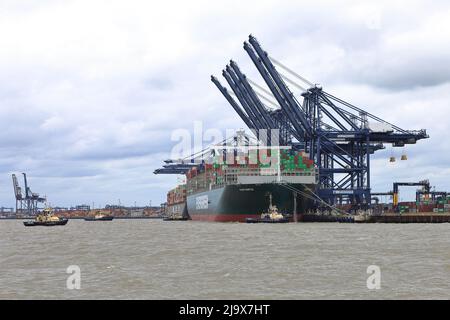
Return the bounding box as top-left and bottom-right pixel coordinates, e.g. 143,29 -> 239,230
0,0 -> 449,208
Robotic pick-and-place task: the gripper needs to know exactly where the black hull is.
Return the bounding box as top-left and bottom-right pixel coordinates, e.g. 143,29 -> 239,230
187,183 -> 315,222
84,216 -> 114,221
163,217 -> 189,221
24,219 -> 68,226
245,218 -> 290,223
299,214 -> 354,223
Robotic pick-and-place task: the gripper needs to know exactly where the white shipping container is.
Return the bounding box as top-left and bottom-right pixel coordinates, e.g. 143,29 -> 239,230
368,122 -> 393,133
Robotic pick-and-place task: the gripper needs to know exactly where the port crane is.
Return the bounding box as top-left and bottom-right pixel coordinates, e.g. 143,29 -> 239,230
154,130 -> 259,175
209,35 -> 429,208
12,173 -> 46,216
155,35 -> 429,208
392,181 -> 431,207
391,181 -> 447,209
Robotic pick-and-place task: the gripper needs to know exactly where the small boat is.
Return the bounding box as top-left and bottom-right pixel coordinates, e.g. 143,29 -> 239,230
163,215 -> 189,221
245,216 -> 289,223
353,215 -> 365,223
163,216 -> 189,221
24,208 -> 68,227
354,211 -> 370,223
246,194 -> 289,223
84,212 -> 114,221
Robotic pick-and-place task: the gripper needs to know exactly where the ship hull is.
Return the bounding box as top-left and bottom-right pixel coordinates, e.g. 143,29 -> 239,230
165,202 -> 189,219
24,218 -> 68,226
186,184 -> 314,222
84,216 -> 114,221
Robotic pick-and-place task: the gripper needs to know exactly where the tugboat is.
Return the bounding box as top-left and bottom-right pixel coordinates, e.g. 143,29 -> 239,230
23,208 -> 68,227
246,193 -> 289,223
353,210 -> 371,223
163,214 -> 189,221
84,211 -> 114,221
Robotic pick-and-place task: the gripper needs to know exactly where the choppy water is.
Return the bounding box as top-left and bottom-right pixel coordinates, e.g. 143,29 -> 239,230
0,219 -> 449,299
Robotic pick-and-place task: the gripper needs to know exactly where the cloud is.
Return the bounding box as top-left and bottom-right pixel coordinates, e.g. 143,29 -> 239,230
0,0 -> 448,207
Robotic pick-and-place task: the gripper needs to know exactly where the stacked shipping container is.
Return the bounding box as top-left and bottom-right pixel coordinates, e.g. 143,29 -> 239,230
184,149 -> 315,194
167,185 -> 187,205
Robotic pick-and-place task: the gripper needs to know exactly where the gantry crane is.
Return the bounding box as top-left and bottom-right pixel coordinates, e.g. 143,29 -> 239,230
12,173 -> 46,215
392,180 -> 447,208
209,35 -> 429,208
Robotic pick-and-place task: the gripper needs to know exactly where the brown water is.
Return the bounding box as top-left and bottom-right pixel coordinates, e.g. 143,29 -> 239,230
0,219 -> 448,299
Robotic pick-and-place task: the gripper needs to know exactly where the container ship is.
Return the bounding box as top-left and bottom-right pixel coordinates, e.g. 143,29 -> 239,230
155,128 -> 319,223
158,133 -> 318,222
186,148 -> 316,222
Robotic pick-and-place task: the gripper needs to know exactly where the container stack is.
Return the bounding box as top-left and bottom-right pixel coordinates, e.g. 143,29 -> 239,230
204,149 -> 314,172
279,149 -> 313,173
413,196 -> 450,213
184,149 -> 316,194
167,185 -> 187,205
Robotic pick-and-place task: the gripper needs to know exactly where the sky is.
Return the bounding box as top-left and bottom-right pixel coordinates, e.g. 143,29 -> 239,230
0,0 -> 449,208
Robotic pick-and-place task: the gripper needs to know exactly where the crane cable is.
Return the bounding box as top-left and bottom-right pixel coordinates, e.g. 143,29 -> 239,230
246,78 -> 280,109
278,182 -> 348,215
269,56 -> 314,87
228,90 -> 277,111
